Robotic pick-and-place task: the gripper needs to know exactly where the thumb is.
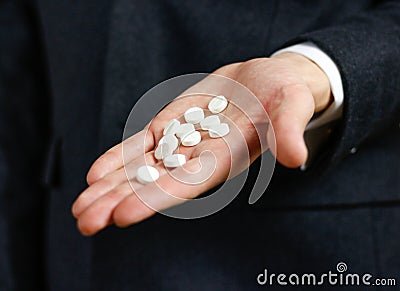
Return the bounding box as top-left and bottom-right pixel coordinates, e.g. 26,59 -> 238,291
267,83 -> 315,168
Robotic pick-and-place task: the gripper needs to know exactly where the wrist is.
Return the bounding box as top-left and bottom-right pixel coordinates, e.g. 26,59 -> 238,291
272,52 -> 332,112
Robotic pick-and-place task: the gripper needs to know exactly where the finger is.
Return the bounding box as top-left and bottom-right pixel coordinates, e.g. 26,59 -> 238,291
77,150 -> 213,235
86,129 -> 155,185
77,182 -> 133,236
113,152 -> 230,227
75,127 -> 210,223
73,150 -> 159,218
77,159 -> 171,235
73,170 -> 123,218
268,83 -> 314,168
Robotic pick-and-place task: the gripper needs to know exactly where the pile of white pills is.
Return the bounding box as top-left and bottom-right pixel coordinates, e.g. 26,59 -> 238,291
136,95 -> 229,184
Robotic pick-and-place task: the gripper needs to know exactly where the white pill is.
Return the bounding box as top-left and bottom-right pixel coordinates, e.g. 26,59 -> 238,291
181,131 -> 201,146
159,134 -> 178,151
136,165 -> 159,184
184,107 -> 204,124
209,123 -> 230,138
208,95 -> 228,113
200,115 -> 220,130
154,143 -> 173,160
163,119 -> 180,136
163,154 -> 187,168
175,123 -> 195,138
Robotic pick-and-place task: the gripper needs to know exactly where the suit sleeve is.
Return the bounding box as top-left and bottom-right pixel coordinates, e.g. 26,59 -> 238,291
285,0 -> 400,166
0,0 -> 49,289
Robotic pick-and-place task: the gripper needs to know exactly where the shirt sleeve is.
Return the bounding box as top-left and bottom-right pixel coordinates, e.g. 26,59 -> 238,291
278,1 -> 400,174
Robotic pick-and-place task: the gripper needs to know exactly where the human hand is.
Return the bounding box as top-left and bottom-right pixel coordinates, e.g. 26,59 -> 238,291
72,53 -> 331,235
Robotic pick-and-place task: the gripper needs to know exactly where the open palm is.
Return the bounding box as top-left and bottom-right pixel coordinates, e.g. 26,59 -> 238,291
72,55 -> 330,235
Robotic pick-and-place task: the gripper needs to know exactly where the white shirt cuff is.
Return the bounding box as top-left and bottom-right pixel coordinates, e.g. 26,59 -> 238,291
271,42 -> 344,131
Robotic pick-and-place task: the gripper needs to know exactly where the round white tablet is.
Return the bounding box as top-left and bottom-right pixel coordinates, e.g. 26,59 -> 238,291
208,95 -> 228,113
209,123 -> 230,138
181,130 -> 201,146
175,123 -> 195,138
184,107 -> 204,124
154,143 -> 173,160
200,115 -> 220,130
163,119 -> 180,136
136,165 -> 160,184
159,134 -> 179,151
163,154 -> 187,168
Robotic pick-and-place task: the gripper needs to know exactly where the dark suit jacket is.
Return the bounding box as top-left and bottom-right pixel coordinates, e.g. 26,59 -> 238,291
1,0 -> 399,290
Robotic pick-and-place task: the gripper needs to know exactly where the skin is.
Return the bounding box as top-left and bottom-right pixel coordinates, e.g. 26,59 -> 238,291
72,53 -> 332,236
